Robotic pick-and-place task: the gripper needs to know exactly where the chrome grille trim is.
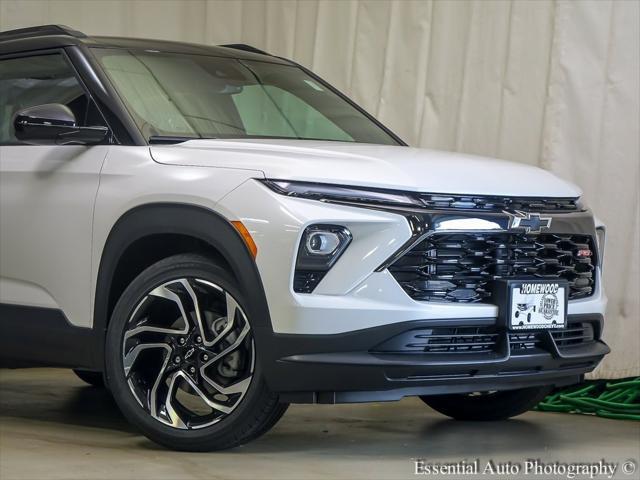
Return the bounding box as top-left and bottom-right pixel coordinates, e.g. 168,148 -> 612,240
417,194 -> 580,212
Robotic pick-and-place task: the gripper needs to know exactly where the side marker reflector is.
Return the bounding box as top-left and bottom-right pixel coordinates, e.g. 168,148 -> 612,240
231,221 -> 258,259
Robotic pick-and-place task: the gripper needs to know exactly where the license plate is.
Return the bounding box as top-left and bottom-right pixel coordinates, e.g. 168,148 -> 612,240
509,281 -> 567,330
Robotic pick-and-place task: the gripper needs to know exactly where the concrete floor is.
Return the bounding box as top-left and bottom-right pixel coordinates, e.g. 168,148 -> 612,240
1,369 -> 638,480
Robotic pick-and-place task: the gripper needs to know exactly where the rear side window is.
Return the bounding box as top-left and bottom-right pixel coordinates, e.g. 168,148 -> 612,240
0,53 -> 105,145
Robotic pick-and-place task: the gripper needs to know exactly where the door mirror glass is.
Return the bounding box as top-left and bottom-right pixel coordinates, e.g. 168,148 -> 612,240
13,103 -> 109,145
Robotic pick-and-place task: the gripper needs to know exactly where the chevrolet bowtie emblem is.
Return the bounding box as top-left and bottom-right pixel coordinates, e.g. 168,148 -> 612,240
504,210 -> 552,233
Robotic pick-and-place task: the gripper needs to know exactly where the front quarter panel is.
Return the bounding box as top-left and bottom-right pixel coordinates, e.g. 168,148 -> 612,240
91,146 -> 264,326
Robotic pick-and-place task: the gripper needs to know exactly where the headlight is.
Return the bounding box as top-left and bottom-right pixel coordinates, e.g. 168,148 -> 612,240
261,179 -> 423,207
294,225 -> 351,293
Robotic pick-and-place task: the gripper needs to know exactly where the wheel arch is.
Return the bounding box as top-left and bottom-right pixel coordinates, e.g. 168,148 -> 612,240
91,203 -> 273,370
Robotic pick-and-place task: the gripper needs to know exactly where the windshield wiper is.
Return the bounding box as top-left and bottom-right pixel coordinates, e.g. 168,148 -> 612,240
148,135 -> 208,145
149,134 -> 360,145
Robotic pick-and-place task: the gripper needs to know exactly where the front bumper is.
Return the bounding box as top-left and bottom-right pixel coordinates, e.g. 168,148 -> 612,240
262,314 -> 609,403
220,180 -> 609,401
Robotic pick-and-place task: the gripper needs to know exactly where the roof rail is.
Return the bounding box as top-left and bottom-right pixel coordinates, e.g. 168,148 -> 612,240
0,24 -> 86,41
220,44 -> 269,56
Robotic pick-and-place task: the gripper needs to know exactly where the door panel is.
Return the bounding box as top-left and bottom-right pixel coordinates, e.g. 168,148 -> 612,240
0,50 -> 111,328
0,145 -> 108,327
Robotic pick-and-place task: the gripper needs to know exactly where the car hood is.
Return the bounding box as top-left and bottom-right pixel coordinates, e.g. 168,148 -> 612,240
150,139 -> 581,198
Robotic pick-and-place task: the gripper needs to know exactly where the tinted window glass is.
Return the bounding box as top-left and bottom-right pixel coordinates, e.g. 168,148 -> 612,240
0,53 -> 104,145
93,49 -> 398,145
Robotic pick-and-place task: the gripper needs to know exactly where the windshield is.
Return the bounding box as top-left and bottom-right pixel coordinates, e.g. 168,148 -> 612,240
92,48 -> 399,145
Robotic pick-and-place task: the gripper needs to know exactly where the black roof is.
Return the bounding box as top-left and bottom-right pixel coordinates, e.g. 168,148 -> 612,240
0,24 -> 87,40
0,24 -> 290,64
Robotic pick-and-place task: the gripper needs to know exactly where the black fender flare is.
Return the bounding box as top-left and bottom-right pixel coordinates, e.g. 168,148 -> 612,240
92,203 -> 273,369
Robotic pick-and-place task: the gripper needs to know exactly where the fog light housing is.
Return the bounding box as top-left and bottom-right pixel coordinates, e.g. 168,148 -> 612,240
294,225 -> 352,293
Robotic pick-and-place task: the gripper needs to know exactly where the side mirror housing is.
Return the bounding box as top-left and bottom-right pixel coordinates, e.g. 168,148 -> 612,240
13,103 -> 109,145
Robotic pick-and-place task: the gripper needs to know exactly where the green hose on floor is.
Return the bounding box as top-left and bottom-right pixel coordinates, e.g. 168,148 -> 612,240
535,377 -> 640,420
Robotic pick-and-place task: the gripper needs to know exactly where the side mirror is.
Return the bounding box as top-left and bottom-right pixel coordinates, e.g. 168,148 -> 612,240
13,103 -> 109,145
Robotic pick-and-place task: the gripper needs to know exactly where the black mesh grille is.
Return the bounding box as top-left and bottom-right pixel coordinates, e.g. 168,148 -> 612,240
509,332 -> 541,351
372,322 -> 596,355
407,327 -> 498,354
293,271 -> 327,293
388,233 -> 595,303
417,194 -> 579,212
551,322 -> 595,347
371,326 -> 499,354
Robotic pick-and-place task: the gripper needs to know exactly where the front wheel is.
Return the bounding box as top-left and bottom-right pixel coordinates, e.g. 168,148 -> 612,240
105,254 -> 287,451
420,386 -> 551,421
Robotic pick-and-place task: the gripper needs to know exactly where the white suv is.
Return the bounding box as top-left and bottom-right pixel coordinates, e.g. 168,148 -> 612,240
0,25 -> 609,451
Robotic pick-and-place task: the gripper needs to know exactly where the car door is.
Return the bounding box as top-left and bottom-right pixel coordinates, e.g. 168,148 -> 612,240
0,50 -> 109,334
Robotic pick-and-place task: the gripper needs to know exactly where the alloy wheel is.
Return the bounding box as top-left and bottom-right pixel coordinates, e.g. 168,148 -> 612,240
121,277 -> 255,429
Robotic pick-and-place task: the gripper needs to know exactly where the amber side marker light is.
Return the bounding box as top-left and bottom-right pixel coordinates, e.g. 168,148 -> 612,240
231,221 -> 258,259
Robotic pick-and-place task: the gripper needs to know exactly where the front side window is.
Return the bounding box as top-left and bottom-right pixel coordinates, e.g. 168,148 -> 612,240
0,53 -> 104,145
92,48 -> 398,145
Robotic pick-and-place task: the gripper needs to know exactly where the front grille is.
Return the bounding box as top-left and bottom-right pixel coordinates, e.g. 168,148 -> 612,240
371,326 -> 499,354
388,233 -> 595,303
552,322 -> 595,347
417,194 -> 579,212
406,327 -> 498,354
372,322 -> 596,355
509,332 -> 541,351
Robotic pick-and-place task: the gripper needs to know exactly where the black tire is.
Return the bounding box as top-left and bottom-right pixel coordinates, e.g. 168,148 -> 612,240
241,401 -> 289,444
420,386 -> 552,421
73,369 -> 105,387
105,253 -> 288,451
